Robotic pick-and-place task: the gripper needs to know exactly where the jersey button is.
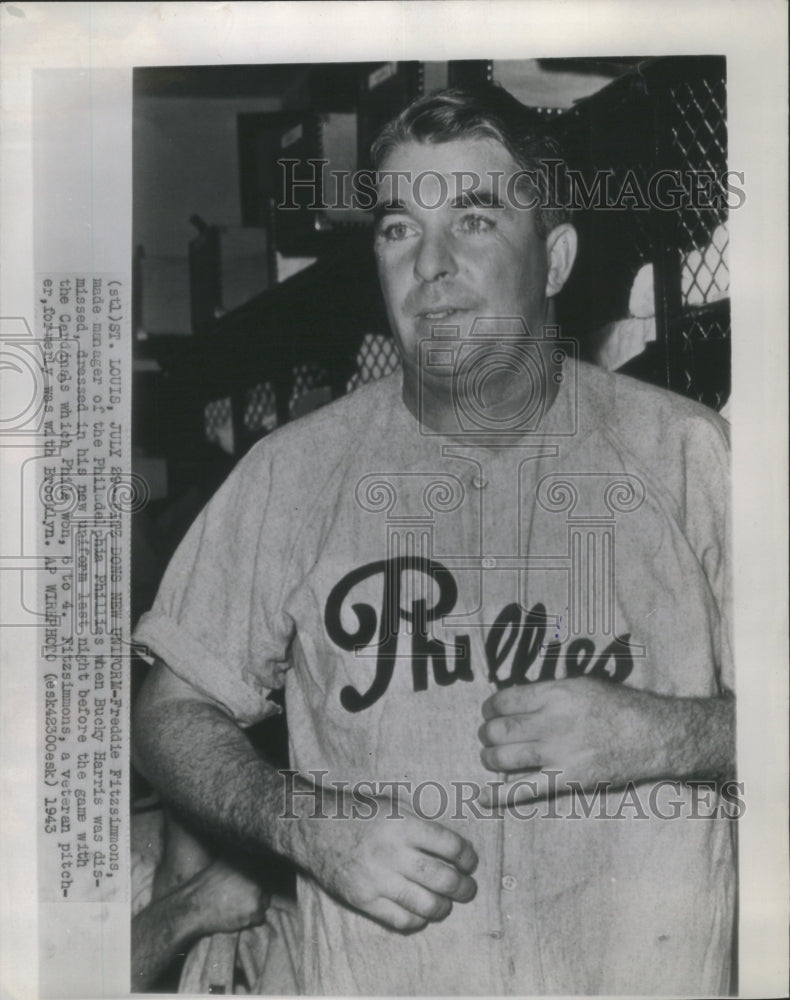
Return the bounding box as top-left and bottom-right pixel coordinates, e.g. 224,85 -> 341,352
482,557 -> 497,569
501,874 -> 517,891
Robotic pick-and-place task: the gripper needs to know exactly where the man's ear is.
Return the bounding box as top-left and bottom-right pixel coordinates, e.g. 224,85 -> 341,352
544,223 -> 578,298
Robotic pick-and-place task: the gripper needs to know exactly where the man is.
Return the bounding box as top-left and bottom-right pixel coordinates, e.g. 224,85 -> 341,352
133,85 -> 735,995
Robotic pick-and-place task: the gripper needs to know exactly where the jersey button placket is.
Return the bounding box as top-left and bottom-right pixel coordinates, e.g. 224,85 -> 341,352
500,809 -> 542,991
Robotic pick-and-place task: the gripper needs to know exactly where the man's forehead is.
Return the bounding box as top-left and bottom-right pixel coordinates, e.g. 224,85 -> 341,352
376,138 -> 519,190
379,136 -> 516,171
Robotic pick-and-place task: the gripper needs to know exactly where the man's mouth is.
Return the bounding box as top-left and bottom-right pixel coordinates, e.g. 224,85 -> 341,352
417,307 -> 466,321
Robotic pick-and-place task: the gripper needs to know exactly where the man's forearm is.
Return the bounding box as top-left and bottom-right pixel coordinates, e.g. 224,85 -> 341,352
133,664 -> 481,934
479,679 -> 736,799
646,689 -> 735,783
133,694 -> 313,869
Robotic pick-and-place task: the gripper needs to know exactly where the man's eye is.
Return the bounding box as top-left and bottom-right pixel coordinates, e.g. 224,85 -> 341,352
377,221 -> 417,242
458,215 -> 496,236
457,214 -> 494,235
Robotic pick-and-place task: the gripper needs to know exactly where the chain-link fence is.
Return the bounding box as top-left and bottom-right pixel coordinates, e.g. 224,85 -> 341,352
553,56 -> 730,410
670,74 -> 730,311
204,333 -> 401,448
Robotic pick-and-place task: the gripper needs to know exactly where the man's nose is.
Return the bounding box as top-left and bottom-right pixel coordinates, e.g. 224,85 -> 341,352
413,230 -> 457,283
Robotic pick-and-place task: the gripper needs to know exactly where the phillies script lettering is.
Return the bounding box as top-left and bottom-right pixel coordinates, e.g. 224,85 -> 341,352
324,557 -> 634,713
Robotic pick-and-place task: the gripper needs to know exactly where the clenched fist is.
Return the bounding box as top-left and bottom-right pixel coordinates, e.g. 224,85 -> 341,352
291,792 -> 478,933
478,677 -> 669,805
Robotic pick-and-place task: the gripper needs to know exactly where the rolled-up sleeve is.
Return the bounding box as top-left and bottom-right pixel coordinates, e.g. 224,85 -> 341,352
134,441 -> 297,726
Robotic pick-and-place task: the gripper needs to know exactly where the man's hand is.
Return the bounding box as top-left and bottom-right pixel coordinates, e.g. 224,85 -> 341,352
290,793 -> 478,933
133,662 -> 477,937
132,858 -> 270,989
188,859 -> 271,936
478,677 -> 735,806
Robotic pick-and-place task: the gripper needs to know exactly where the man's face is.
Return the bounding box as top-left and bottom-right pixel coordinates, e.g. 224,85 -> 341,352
374,137 -> 553,396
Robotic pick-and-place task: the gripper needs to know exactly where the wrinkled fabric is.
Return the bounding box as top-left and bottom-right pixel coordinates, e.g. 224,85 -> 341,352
136,361 -> 734,995
178,898 -> 300,995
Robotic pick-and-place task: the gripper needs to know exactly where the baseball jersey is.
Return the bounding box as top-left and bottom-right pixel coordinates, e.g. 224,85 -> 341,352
135,359 -> 735,995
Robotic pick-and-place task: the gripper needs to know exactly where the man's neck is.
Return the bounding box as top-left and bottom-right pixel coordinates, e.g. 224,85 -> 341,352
401,361 -> 561,438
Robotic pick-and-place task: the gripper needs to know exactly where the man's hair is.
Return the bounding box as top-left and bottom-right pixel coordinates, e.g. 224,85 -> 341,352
370,84 -> 570,238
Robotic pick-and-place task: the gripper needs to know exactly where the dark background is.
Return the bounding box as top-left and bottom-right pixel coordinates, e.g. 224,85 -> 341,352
129,53 -> 731,772
129,56 -> 732,990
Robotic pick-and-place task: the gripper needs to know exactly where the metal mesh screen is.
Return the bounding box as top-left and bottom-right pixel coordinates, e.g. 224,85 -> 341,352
288,363 -> 330,413
681,223 -> 729,307
346,333 -> 401,392
245,381 -> 278,432
203,338 -> 402,450
669,75 -> 729,308
205,397 -> 232,446
672,301 -> 731,411
204,383 -> 278,449
679,307 -> 730,351
664,66 -> 730,409
556,58 -> 730,410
